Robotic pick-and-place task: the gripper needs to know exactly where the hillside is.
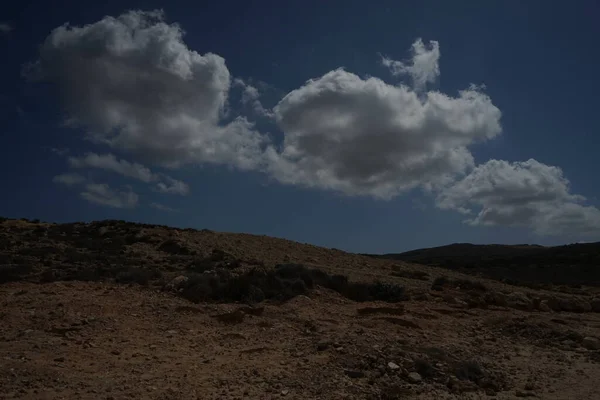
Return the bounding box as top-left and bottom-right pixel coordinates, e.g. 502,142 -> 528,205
2,218 -> 600,399
369,242 -> 600,288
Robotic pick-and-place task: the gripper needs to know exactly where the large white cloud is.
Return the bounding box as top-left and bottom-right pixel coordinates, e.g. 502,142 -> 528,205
68,153 -> 189,195
29,10 -> 267,169
436,159 -> 600,236
80,183 -> 138,208
267,65 -> 501,198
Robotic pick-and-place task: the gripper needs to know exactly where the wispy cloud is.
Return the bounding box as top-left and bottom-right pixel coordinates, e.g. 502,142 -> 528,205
150,202 -> 177,212
0,22 -> 12,34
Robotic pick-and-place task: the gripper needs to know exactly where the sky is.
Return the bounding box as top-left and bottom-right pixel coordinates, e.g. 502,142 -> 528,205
1,0 -> 599,253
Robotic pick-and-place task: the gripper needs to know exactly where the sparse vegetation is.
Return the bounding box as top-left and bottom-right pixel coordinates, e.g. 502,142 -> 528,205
179,264 -> 407,304
431,276 -> 487,292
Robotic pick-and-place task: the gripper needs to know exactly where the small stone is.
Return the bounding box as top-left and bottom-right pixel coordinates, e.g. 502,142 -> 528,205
281,389 -> 289,396
407,372 -> 422,383
111,350 -> 121,356
54,357 -> 65,362
387,362 -> 400,371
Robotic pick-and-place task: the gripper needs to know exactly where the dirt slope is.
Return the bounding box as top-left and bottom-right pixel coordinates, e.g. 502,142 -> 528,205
1,218 -> 600,399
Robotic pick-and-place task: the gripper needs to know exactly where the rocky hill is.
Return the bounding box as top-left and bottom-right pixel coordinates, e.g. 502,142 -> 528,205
367,242 -> 600,289
1,217 -> 600,399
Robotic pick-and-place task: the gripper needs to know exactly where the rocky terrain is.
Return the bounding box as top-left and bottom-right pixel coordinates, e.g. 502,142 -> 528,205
1,217 -> 600,399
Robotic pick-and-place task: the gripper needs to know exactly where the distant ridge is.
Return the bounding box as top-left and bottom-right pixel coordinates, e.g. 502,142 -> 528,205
365,242 -> 600,287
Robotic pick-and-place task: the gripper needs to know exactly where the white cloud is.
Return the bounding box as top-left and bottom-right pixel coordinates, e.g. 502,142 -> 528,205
436,159 -> 600,236
29,10 -> 267,169
50,147 -> 70,156
53,173 -> 86,186
380,39 -> 440,91
234,78 -> 274,118
69,153 -> 154,182
150,202 -> 177,212
0,22 -> 12,34
155,176 -> 189,195
80,183 -> 138,208
68,153 -> 189,195
267,64 -> 501,199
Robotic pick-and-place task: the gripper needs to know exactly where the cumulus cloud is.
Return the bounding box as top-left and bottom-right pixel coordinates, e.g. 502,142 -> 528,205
80,183 -> 138,208
53,173 -> 86,186
267,66 -> 501,198
29,10 -> 267,169
380,39 -> 440,91
436,159 -> 600,236
68,153 -> 189,195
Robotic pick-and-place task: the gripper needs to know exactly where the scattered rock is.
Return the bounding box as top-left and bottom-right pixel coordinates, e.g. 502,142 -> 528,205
582,337 -> 600,350
591,298 -> 600,312
387,362 -> 400,371
538,300 -> 551,312
344,370 -> 365,379
163,275 -> 188,292
407,372 -> 422,383
507,292 -> 532,310
317,341 -> 330,351
515,389 -> 537,397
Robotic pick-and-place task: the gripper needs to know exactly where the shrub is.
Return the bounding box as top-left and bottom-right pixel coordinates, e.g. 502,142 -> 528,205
455,360 -> 486,383
179,264 -> 407,304
391,269 -> 430,281
414,358 -> 435,378
115,267 -> 162,286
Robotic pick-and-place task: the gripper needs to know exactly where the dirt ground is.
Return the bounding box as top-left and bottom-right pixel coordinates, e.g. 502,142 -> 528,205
1,281 -> 600,399
1,218 -> 600,399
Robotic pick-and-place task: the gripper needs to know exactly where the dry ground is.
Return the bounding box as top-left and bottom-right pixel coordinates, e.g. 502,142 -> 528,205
1,218 -> 600,399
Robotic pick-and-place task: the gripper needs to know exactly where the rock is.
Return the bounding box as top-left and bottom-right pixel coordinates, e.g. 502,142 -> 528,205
443,294 -> 457,304
507,292 -> 533,310
407,372 -> 422,383
538,300 -> 551,312
54,357 -> 65,362
562,339 -> 576,347
281,389 -> 289,396
591,298 -> 600,312
344,370 -> 365,379
317,341 -> 330,351
515,390 -> 537,397
387,362 -> 400,371
582,337 -> 600,350
164,275 -> 188,292
484,291 -> 508,307
571,299 -> 592,313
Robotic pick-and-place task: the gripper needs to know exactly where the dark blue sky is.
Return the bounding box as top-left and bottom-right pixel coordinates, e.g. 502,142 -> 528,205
1,0 -> 599,253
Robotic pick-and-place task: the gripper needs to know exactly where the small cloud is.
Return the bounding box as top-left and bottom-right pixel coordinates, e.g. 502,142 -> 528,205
68,153 -> 190,195
50,147 -> 70,156
380,38 -> 440,92
0,22 -> 12,34
155,176 -> 190,195
150,202 -> 177,212
80,183 -> 138,208
53,173 -> 85,186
